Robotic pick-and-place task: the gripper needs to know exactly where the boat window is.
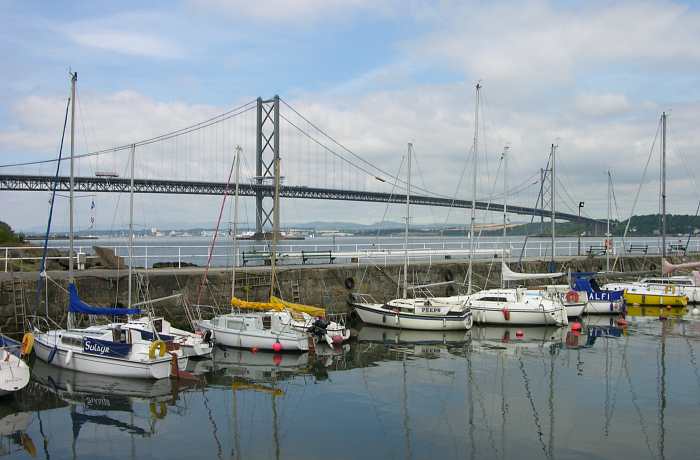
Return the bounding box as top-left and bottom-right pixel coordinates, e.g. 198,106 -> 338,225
61,336 -> 82,347
210,318 -> 218,327
477,296 -> 508,302
262,316 -> 272,330
226,320 -> 243,330
153,319 -> 163,332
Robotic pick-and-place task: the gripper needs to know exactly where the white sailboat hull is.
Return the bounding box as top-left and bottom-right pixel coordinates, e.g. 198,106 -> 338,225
585,300 -> 623,314
0,350 -> 30,396
196,320 -> 309,352
565,303 -> 586,317
33,335 -> 184,380
470,306 -> 568,326
353,303 -> 473,330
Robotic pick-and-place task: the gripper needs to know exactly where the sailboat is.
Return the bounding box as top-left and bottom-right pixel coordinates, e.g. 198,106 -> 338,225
434,91 -> 567,326
196,148 -> 346,350
351,143 -> 473,330
31,73 -> 188,379
603,113 -> 688,307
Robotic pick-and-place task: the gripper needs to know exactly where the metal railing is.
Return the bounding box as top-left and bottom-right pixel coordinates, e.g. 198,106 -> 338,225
3,237 -> 699,271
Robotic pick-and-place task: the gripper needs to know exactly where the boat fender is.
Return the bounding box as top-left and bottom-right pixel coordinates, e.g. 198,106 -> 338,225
565,291 -> 580,303
148,340 -> 167,359
64,349 -> 73,365
21,332 -> 34,357
444,269 -> 454,282
47,346 -> 57,364
502,307 -> 510,321
344,277 -> 355,290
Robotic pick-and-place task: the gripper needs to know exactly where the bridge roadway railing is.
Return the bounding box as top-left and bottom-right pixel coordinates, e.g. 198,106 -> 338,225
0,174 -> 602,225
3,237 -> 697,271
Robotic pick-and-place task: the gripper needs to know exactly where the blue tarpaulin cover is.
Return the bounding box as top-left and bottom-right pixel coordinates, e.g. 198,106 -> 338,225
68,283 -> 141,316
571,273 -> 624,301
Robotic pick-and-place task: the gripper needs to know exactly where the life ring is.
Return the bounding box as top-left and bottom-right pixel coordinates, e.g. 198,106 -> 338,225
444,269 -> 454,282
149,401 -> 168,419
344,277 -> 355,290
148,340 -> 167,359
21,332 -> 34,357
565,291 -> 580,303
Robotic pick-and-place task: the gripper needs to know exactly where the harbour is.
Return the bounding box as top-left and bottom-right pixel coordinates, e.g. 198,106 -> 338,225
4,1 -> 700,458
3,316 -> 699,459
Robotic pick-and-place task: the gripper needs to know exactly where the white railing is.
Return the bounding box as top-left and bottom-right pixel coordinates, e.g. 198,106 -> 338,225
3,237 -> 699,271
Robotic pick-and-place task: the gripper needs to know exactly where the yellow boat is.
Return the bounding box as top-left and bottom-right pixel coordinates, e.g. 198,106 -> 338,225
622,287 -> 688,307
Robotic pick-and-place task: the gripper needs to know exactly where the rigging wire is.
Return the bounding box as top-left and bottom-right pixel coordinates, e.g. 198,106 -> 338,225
612,117 -> 662,271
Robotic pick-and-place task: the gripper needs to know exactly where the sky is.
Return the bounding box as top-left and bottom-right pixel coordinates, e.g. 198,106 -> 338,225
1,0 -> 700,232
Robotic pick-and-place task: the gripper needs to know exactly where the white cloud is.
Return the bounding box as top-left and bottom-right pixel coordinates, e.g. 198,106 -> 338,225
408,1 -> 700,84
64,29 -> 183,59
189,0 -> 388,23
574,92 -> 631,117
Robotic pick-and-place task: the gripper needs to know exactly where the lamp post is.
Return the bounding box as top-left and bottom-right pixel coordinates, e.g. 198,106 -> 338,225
577,201 -> 585,256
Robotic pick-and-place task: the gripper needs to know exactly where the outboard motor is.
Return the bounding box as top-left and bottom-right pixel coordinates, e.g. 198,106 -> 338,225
308,318 -> 330,339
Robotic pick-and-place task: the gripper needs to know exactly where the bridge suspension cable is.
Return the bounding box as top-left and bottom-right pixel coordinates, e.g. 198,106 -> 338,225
0,99 -> 257,169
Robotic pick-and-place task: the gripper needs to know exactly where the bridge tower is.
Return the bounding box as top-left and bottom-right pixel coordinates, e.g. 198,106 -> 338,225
255,96 -> 280,239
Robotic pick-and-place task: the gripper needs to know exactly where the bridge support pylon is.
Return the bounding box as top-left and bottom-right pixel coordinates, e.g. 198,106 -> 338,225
254,96 -> 280,240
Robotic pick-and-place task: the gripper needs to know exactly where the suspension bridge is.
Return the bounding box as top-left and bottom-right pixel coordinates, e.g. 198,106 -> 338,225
0,95 -> 603,233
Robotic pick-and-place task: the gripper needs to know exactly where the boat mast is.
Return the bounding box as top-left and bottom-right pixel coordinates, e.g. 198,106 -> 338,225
502,145 -> 508,288
231,146 -> 241,302
128,144 -> 135,308
606,170 -> 611,272
468,83 -> 481,295
69,72 -> 76,285
269,154 -> 281,299
661,112 -> 667,266
550,143 -> 556,266
403,143 -> 412,299
67,71 -> 76,329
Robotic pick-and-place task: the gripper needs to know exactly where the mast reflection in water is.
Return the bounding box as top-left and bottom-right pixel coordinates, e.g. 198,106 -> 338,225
3,314 -> 700,459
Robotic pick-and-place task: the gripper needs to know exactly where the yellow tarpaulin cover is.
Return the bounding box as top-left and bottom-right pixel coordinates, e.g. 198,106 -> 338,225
230,296 -> 325,317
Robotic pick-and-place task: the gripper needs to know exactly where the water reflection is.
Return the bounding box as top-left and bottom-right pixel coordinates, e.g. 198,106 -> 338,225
1,317 -> 699,459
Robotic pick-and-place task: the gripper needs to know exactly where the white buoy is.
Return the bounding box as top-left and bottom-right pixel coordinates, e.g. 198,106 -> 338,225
692,307 -> 700,315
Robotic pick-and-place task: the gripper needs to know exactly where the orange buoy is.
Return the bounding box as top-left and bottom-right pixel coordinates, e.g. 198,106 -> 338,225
666,305 -> 672,310
502,307 -> 510,321
251,347 -> 259,353
571,322 -> 582,332
272,342 -> 282,352
515,329 -> 524,338
616,318 -> 628,327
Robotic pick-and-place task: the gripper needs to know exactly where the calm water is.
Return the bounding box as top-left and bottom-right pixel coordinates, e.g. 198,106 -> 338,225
3,312 -> 700,459
34,235 -> 700,268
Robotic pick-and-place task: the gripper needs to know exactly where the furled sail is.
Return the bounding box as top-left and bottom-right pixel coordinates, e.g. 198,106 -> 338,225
661,258 -> 700,275
501,262 -> 564,281
68,283 -> 141,316
231,296 -> 325,317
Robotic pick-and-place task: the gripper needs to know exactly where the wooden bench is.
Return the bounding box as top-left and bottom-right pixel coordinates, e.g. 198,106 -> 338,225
242,251 -> 272,266
627,244 -> 649,254
301,250 -> 335,265
586,245 -> 607,256
669,243 -> 686,253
